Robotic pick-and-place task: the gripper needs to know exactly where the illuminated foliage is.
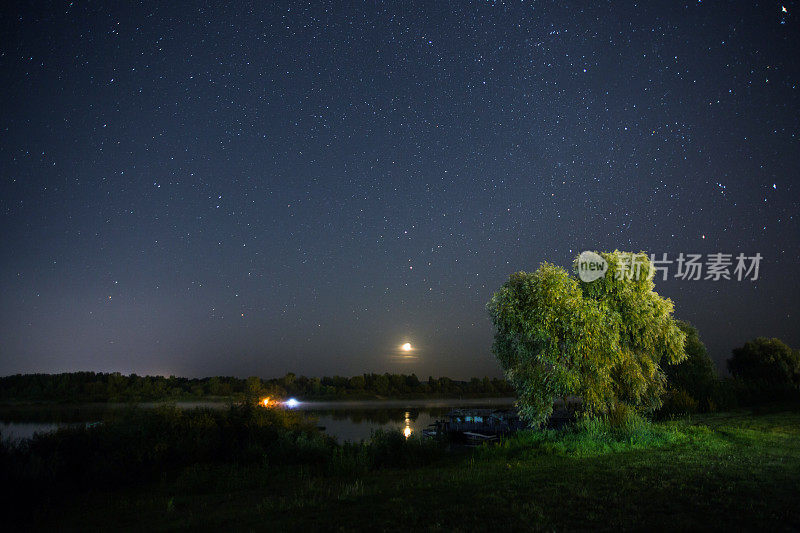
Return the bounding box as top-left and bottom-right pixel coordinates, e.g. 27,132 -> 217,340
487,251 -> 686,426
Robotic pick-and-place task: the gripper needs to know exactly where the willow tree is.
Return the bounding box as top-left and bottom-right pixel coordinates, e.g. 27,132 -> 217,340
487,251 -> 686,426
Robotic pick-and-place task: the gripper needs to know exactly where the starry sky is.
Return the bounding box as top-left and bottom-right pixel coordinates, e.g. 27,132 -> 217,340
1,1 -> 798,379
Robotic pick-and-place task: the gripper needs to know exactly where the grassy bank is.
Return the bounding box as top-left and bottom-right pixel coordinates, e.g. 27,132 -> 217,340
4,405 -> 800,531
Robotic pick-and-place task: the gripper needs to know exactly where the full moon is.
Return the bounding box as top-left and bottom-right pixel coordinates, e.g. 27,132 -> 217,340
402,343 -> 412,351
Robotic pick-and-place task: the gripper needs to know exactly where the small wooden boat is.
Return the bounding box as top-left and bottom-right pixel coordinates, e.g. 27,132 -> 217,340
462,431 -> 499,444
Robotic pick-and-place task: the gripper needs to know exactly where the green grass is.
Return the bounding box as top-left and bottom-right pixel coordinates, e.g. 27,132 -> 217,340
8,407 -> 800,531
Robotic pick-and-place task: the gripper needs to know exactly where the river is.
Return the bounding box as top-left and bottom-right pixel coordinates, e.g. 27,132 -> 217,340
0,397 -> 516,443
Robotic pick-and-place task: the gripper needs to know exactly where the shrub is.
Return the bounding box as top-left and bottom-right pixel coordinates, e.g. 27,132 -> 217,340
0,404 -> 448,499
0,403 -> 329,491
707,378 -> 800,410
658,388 -> 699,418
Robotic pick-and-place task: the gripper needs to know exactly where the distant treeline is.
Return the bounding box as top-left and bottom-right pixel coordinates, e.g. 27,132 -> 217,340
0,372 -> 515,403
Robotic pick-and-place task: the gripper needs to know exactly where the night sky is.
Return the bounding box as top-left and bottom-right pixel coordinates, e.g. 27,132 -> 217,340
1,1 -> 798,379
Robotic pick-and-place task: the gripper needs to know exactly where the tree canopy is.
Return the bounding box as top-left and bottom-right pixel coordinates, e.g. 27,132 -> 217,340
487,251 -> 686,426
728,337 -> 800,386
0,372 -> 514,402
663,321 -> 716,402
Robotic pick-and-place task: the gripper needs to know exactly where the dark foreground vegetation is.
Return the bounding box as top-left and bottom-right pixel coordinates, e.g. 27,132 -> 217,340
0,372 -> 514,403
2,401 -> 799,531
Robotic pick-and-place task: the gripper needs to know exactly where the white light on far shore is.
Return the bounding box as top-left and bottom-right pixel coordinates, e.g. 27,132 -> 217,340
284,398 -> 300,408
402,343 -> 412,351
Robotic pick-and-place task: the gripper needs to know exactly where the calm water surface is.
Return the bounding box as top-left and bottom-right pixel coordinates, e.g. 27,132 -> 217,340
298,397 -> 515,441
0,398 -> 516,443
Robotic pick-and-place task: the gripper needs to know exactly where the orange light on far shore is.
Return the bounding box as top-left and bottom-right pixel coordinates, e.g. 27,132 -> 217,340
261,397 -> 271,407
